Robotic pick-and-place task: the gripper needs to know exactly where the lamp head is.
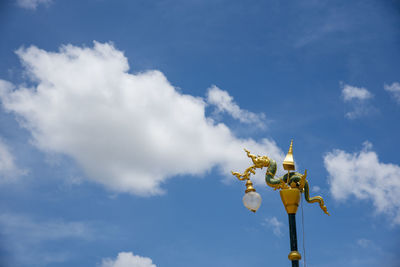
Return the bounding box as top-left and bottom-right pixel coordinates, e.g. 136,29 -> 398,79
242,179 -> 262,212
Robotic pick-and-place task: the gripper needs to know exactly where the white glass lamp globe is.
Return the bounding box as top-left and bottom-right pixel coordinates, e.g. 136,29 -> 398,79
242,191 -> 262,212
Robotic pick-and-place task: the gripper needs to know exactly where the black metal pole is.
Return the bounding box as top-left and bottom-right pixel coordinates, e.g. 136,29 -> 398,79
288,213 -> 299,267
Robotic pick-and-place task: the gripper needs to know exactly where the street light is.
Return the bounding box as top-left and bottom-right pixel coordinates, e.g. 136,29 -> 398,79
232,140 -> 329,267
242,179 -> 262,212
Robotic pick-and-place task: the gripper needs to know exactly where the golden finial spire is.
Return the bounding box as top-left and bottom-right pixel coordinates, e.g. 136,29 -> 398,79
283,139 -> 295,171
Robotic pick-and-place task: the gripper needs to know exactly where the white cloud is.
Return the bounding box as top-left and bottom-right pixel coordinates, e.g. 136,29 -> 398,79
17,0 -> 52,10
384,82 -> 400,104
262,216 -> 284,237
324,142 -> 400,225
0,138 -> 24,182
206,85 -> 266,128
340,83 -> 373,119
341,84 -> 372,102
101,252 -> 156,267
0,42 -> 284,196
0,213 -> 93,265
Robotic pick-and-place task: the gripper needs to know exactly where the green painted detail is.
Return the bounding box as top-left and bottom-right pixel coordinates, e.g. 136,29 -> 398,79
265,159 -> 302,187
303,182 -> 328,214
265,159 -> 329,215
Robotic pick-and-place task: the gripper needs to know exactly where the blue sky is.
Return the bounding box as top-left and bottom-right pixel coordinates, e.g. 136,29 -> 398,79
0,0 -> 400,266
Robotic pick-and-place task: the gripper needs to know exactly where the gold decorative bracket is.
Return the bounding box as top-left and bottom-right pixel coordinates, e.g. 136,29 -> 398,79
231,148 -> 270,181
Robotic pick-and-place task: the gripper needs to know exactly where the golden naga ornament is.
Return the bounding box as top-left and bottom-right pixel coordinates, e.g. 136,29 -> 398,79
232,140 -> 329,215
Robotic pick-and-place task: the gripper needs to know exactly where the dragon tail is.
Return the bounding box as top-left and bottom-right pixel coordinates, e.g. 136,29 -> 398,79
304,181 -> 330,215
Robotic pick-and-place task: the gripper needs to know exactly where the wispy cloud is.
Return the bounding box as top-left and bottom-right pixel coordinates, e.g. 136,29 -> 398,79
384,82 -> 400,104
0,42 -> 284,196
16,0 -> 52,10
340,83 -> 374,119
0,213 -> 94,265
357,238 -> 372,248
293,2 -> 362,49
101,252 -> 157,267
324,141 -> 400,225
311,185 -> 321,193
295,20 -> 348,48
262,216 -> 284,237
0,213 -> 93,241
206,85 -> 266,128
0,137 -> 25,182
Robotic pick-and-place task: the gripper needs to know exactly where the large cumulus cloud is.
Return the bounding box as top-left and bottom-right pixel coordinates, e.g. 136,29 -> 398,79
0,42 -> 283,196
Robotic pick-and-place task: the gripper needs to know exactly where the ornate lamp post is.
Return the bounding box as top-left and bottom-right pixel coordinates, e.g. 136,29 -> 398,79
232,140 -> 329,267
